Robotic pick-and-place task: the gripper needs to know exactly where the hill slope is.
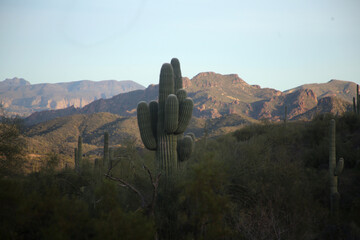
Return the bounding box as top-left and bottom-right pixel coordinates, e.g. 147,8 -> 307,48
24,112 -> 256,157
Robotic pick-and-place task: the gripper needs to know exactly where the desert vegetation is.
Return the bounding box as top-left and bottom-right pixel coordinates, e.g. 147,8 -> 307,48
1,103 -> 360,240
1,62 -> 359,239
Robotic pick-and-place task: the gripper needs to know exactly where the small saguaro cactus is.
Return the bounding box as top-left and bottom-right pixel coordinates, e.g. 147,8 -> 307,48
74,147 -> 78,171
329,119 -> 344,217
354,97 -> 357,113
103,132 -> 109,169
137,58 -> 194,175
357,84 -> 360,114
75,136 -> 83,173
284,105 -> 288,126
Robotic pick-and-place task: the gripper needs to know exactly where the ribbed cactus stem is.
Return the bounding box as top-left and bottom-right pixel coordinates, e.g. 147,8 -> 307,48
329,119 -> 344,217
103,132 -> 109,168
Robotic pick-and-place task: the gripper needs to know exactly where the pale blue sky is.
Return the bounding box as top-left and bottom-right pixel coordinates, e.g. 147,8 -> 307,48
0,0 -> 359,91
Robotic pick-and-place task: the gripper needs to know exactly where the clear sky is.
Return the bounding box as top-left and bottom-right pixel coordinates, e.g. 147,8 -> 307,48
0,0 -> 359,91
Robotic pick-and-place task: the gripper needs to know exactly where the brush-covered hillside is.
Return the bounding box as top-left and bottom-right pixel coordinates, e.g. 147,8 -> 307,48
22,112 -> 257,165
0,112 -> 359,239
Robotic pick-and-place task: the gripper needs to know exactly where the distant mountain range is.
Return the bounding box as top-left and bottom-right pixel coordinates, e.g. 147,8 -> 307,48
23,72 -> 357,126
0,77 -> 145,116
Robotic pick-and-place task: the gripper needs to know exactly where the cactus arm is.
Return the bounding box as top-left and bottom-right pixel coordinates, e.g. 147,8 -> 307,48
171,58 -> 183,92
165,94 -> 179,133
177,134 -> 194,162
137,101 -> 157,150
176,89 -> 187,102
176,98 -> 194,134
335,157 -> 344,176
187,132 -> 196,142
159,63 -> 175,106
149,101 -> 158,140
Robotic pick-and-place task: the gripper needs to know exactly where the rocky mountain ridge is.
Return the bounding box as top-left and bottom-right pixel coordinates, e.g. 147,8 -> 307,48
0,77 -> 145,116
23,72 -> 357,126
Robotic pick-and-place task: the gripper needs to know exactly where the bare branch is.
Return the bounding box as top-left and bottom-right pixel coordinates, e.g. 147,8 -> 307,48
105,174 -> 146,208
143,164 -> 162,216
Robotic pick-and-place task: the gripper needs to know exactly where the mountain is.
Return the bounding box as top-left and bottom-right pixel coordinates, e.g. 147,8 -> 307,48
0,77 -> 145,116
24,73 -> 357,126
284,79 -> 355,102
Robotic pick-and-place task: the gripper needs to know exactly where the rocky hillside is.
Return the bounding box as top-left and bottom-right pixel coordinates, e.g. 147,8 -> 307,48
0,77 -> 145,116
24,73 -> 357,125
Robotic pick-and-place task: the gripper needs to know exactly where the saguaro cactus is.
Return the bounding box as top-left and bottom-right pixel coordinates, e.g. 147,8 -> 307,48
137,58 -> 194,175
357,84 -> 360,114
329,119 -> 344,217
76,136 -> 83,173
354,97 -> 357,113
74,147 -> 78,171
103,132 -> 109,169
284,105 -> 288,126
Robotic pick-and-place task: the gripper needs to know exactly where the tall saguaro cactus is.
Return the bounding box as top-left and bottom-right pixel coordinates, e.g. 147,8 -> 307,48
329,119 -> 344,217
137,58 -> 194,175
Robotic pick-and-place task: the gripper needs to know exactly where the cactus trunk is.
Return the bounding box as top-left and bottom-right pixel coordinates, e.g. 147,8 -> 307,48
157,134 -> 178,174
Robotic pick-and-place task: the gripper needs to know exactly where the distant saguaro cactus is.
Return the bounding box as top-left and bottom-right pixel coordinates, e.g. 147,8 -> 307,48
329,119 -> 344,217
354,97 -> 357,113
74,147 -> 78,171
103,132 -> 109,169
75,136 -> 83,173
137,58 -> 194,175
284,105 -> 288,126
357,84 -> 360,114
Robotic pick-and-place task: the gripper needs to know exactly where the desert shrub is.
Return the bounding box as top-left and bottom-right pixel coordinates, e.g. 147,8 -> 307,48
0,117 -> 26,176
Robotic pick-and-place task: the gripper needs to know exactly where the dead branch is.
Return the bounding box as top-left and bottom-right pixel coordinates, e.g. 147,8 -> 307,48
104,173 -> 146,208
143,164 -> 162,216
105,163 -> 161,217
